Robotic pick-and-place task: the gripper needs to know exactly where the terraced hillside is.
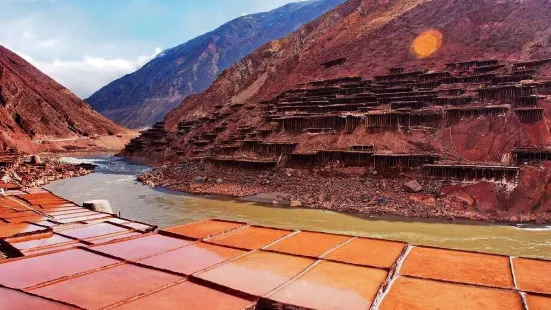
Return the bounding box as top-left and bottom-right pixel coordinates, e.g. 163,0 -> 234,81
126,0 -> 551,222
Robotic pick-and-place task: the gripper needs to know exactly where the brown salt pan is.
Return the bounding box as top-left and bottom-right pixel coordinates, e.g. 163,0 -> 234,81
0,249 -> 119,289
269,260 -> 388,310
400,247 -> 514,288
512,258 -> 551,294
55,223 -> 129,239
137,242 -> 245,275
379,277 -> 524,310
0,287 -> 77,310
85,231 -> 143,245
163,220 -> 246,239
9,234 -> 75,251
92,234 -> 192,261
30,264 -> 183,309
0,223 -> 49,239
112,281 -> 255,310
208,226 -> 292,250
4,215 -> 49,224
323,237 -> 406,268
525,294 -> 551,310
1,211 -> 41,219
265,231 -> 351,258
23,242 -> 84,256
197,250 -> 315,296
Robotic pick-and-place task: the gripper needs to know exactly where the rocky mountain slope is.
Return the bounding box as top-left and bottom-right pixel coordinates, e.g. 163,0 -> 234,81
127,0 -> 551,222
86,0 -> 346,128
165,0 -> 551,127
0,45 -> 132,153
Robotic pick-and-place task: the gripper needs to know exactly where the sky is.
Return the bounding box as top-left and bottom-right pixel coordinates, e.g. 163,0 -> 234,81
0,0 -> 301,98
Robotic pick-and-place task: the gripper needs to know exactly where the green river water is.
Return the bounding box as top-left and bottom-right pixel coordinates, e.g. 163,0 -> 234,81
44,156 -> 551,259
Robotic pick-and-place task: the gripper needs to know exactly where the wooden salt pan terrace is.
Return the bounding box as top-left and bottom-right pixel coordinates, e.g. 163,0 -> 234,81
1,185 -> 550,309
151,60 -> 551,180
372,154 -> 439,170
513,96 -> 540,107
316,150 -> 375,167
218,61 -> 549,154
514,107 -> 544,122
512,58 -> 551,71
208,157 -> 277,170
444,106 -> 509,124
0,150 -> 20,167
274,114 -> 362,133
491,75 -> 533,84
350,144 -> 375,152
365,111 -> 443,130
285,152 -> 437,169
477,85 -> 534,101
473,64 -> 506,74
513,147 -> 551,165
441,73 -> 497,84
446,60 -> 499,71
423,164 -> 519,182
303,76 -> 363,87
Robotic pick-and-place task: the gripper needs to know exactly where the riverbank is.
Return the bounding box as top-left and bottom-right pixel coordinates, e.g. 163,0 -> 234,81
138,161 -> 551,224
1,155 -> 95,188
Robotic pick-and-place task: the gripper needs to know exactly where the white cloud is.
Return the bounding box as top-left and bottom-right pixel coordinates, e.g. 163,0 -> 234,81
22,31 -> 35,39
0,0 -> 302,101
0,6 -> 163,99
14,48 -> 161,98
38,37 -> 63,48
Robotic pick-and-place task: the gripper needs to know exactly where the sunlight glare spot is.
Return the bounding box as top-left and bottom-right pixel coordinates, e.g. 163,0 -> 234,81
411,29 -> 443,59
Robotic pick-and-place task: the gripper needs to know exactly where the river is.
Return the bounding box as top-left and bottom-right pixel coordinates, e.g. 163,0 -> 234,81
44,155 -> 551,259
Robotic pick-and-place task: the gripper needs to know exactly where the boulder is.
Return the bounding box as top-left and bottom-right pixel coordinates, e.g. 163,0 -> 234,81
192,176 -> 206,184
83,200 -> 114,214
403,180 -> 423,193
76,163 -> 97,170
30,155 -> 42,165
290,200 -> 302,207
444,182 -> 498,212
216,178 -> 223,184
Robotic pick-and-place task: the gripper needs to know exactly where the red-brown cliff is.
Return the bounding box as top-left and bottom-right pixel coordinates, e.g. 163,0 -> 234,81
0,45 -> 133,153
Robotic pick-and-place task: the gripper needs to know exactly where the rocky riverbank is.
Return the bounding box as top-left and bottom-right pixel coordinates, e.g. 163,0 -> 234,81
1,155 -> 95,188
138,161 -> 551,224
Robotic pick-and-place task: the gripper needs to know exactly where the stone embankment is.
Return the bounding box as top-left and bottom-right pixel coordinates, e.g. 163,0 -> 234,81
138,161 -> 551,223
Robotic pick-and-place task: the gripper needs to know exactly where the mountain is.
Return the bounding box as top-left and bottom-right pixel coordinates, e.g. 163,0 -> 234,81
164,0 -> 551,129
0,45 -> 132,153
86,0 -> 347,129
127,0 -> 551,222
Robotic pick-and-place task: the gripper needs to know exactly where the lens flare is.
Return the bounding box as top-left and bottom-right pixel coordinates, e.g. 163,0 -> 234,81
411,29 -> 443,59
